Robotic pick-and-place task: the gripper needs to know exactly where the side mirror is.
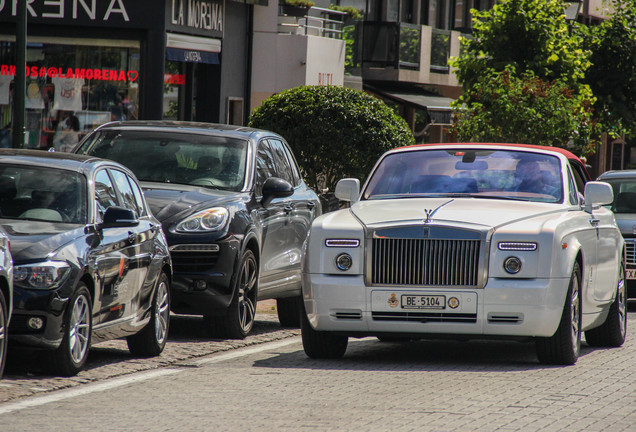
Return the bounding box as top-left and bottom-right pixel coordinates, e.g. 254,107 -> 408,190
584,181 -> 613,213
100,206 -> 139,228
335,178 -> 360,204
261,177 -> 293,206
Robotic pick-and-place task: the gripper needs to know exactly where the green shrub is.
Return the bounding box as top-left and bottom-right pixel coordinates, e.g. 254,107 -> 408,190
249,85 -> 414,193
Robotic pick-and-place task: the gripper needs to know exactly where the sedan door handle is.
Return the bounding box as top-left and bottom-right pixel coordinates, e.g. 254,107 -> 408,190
127,231 -> 138,244
589,218 -> 600,227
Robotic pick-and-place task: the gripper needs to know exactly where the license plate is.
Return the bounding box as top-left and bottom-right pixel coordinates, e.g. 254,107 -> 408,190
401,295 -> 445,309
627,269 -> 636,280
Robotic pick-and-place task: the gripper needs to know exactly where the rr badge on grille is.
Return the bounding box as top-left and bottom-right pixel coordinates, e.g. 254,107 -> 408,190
388,294 -> 399,308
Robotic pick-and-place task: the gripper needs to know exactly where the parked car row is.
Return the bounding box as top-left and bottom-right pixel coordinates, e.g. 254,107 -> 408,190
0,122 -> 321,377
0,125 -> 630,376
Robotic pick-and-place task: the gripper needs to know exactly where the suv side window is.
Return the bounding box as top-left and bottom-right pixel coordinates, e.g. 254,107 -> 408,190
255,140 -> 278,196
94,169 -> 119,220
268,139 -> 296,186
127,175 -> 148,217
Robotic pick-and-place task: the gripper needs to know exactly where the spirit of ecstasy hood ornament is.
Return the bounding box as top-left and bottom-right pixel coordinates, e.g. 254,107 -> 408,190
424,199 -> 454,224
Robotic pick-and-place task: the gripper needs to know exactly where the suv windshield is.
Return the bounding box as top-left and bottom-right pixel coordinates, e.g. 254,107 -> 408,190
76,130 -> 248,191
363,148 -> 563,203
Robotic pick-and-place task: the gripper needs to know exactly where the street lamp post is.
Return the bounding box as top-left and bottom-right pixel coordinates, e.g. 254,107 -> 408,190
12,0 -> 27,148
563,0 -> 583,22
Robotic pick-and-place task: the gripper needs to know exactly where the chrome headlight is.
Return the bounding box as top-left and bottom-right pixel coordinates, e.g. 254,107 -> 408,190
14,261 -> 71,290
175,208 -> 229,232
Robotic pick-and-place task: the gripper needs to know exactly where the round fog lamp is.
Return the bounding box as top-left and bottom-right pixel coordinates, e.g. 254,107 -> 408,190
28,317 -> 44,330
335,253 -> 353,271
504,257 -> 522,274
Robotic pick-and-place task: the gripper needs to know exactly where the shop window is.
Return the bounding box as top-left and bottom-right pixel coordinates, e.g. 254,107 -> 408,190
0,38 -> 140,150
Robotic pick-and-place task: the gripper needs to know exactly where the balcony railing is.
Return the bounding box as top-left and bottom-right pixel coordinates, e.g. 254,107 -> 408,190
278,6 -> 346,39
361,21 -> 421,70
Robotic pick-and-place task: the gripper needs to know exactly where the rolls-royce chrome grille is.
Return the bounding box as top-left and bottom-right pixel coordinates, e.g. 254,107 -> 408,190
625,239 -> 636,265
371,238 -> 480,287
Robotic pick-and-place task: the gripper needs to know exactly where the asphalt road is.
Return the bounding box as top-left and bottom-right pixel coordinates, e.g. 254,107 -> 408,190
1,304 -> 635,431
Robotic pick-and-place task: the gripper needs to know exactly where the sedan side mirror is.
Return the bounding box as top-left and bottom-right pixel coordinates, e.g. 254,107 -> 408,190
584,181 -> 613,213
335,178 -> 360,204
100,206 -> 139,228
261,177 -> 293,206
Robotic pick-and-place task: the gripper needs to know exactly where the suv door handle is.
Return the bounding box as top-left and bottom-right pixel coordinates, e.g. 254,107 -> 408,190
284,205 -> 294,213
307,201 -> 316,209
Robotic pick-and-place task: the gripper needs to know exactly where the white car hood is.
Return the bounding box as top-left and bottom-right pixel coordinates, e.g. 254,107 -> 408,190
350,198 -> 563,229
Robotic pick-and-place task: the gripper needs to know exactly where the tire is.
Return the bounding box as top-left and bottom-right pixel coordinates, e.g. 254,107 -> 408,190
51,284 -> 92,376
585,264 -> 627,347
206,249 -> 258,339
301,303 -> 347,359
276,296 -> 302,328
0,290 -> 7,379
536,262 -> 581,366
127,272 -> 171,357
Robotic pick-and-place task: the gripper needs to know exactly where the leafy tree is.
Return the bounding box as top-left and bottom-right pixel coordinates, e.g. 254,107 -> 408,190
584,0 -> 636,139
452,67 -> 597,155
249,85 -> 414,192
449,0 -> 597,155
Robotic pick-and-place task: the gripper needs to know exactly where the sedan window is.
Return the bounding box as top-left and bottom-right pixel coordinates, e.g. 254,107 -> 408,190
94,169 -> 119,220
0,165 -> 86,223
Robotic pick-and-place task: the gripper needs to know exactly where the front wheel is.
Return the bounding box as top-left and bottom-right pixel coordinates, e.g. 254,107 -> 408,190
50,284 -> 92,376
536,262 -> 581,365
206,249 -> 258,339
301,303 -> 347,359
127,272 -> 171,357
0,290 -> 8,378
585,263 -> 626,347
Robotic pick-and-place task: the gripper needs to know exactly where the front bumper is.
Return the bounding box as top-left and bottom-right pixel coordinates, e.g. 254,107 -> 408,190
9,286 -> 69,349
167,233 -> 241,315
302,273 -> 569,339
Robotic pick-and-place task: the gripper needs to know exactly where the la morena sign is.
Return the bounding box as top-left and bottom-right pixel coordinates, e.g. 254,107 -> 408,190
1,64 -> 139,82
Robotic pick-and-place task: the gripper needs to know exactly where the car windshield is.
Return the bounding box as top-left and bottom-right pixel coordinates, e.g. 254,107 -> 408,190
363,148 -> 563,203
603,179 -> 636,214
0,165 -> 87,223
76,130 -> 248,191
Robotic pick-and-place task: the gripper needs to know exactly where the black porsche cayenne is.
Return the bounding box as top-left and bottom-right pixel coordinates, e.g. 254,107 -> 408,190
75,121 -> 321,339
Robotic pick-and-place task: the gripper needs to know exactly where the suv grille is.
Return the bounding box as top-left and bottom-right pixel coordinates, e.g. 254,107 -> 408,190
171,251 -> 219,273
626,239 -> 636,265
371,238 -> 480,287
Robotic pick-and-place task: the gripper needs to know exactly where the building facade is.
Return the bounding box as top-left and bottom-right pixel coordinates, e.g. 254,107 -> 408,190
0,0 -> 251,149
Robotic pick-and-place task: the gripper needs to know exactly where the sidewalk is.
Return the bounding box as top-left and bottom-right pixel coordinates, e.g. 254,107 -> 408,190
0,301 -> 299,403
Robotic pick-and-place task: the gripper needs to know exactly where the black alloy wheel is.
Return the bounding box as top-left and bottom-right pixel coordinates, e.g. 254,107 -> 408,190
206,249 -> 258,339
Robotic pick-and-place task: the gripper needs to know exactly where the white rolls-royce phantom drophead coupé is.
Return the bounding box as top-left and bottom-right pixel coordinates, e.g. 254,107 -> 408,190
301,143 -> 626,365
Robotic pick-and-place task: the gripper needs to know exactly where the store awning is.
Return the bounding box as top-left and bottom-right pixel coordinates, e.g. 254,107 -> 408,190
367,85 -> 456,125
166,33 -> 221,64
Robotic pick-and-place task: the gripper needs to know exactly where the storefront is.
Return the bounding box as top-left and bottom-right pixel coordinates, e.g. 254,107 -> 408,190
0,0 -> 252,150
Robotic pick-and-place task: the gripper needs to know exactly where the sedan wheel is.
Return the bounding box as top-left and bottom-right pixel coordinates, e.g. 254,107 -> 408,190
51,285 -> 92,376
127,272 -> 171,356
536,262 -> 581,365
585,263 -> 627,347
206,249 -> 258,339
0,290 -> 7,378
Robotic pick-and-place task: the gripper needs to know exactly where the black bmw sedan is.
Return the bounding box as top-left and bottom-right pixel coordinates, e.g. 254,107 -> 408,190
74,121 -> 321,339
1,150 -> 171,376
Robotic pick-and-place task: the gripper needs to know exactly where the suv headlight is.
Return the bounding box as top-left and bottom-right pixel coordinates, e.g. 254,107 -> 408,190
175,207 -> 229,232
14,261 -> 71,290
